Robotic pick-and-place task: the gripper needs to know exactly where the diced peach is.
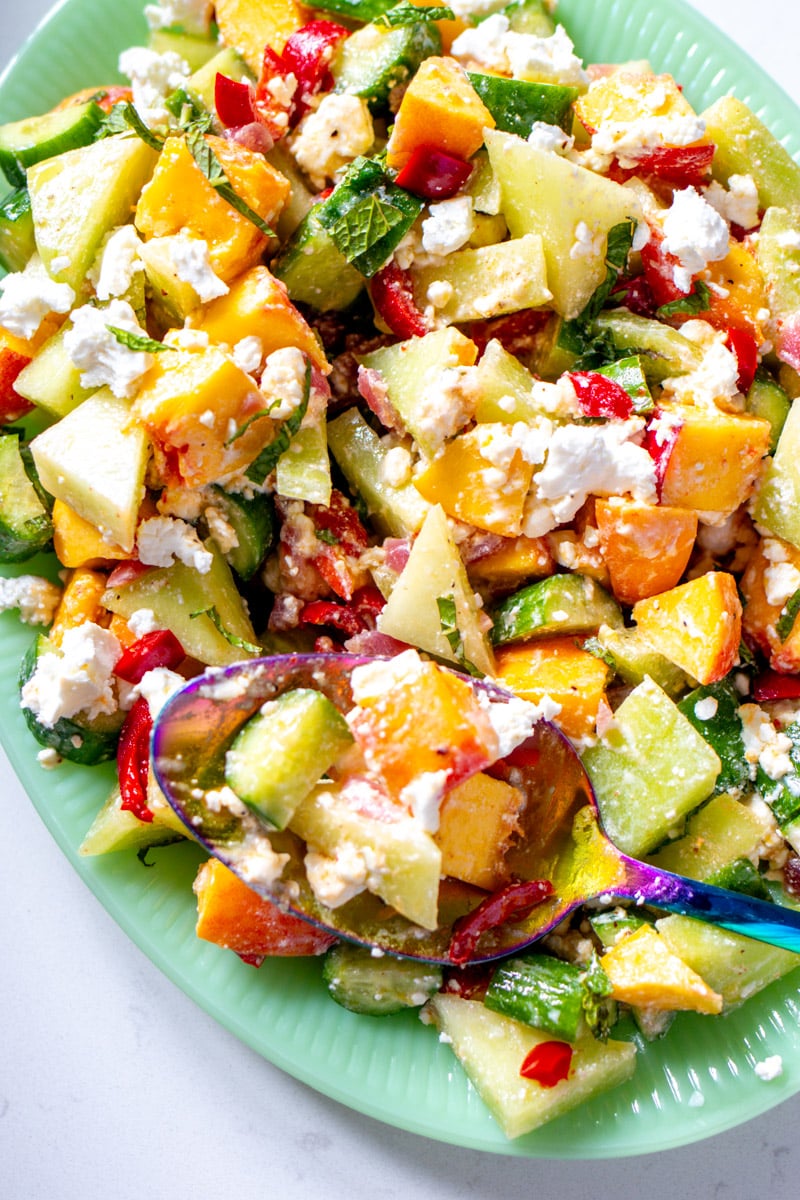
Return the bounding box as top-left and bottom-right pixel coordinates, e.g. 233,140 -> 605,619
575,70 -> 697,135
470,535 -> 554,588
52,498 -> 131,568
386,57 -> 495,170
698,242 -> 767,341
191,265 -> 327,370
436,772 -> 524,891
214,0 -> 305,67
347,653 -> 499,801
595,496 -> 698,605
194,858 -> 336,956
413,426 -> 534,537
600,925 -> 722,1014
493,637 -> 610,739
632,570 -> 742,685
658,404 -> 771,517
49,568 -> 108,646
135,135 -> 289,281
741,535 -> 800,672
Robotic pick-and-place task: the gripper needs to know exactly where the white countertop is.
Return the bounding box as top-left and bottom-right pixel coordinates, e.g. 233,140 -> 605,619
3,2 -> 800,1196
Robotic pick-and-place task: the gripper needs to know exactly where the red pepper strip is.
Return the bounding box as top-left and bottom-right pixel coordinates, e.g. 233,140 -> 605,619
643,409 -> 683,500
0,348 -> 35,422
215,72 -> 257,128
281,20 -> 350,122
569,370 -> 634,420
301,599 -> 365,638
448,879 -> 554,966
117,697 -> 154,823
725,326 -> 759,394
609,144 -> 715,188
394,145 -> 474,200
752,670 -> 800,704
105,560 -> 153,588
253,45 -> 294,141
640,234 -> 687,308
519,1040 -> 573,1087
113,629 -> 186,685
370,261 -> 428,339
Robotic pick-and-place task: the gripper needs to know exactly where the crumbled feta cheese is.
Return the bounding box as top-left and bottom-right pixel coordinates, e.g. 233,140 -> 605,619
350,649 -> 426,704
304,841 -> 385,908
533,418 -> 657,525
426,279 -> 454,309
260,345 -> 308,419
570,220 -> 604,260
162,327 -> 210,352
64,299 -> 155,399
21,622 -> 121,728
452,19 -> 587,87
739,702 -> 795,781
232,335 -> 264,376
127,608 -> 160,638
37,747 -> 62,770
754,1054 -> 783,1081
764,558 -> 800,609
447,0 -> 506,17
704,174 -> 760,231
0,575 -> 61,625
170,234 -> 229,302
0,255 -> 75,339
661,186 -> 730,292
237,837 -> 290,888
400,769 -> 449,832
413,365 -> 478,454
136,515 -> 213,574
118,46 -> 190,126
204,785 -> 248,816
591,115 -> 706,169
527,121 -> 574,155
694,696 -> 718,721
144,0 -> 212,33
660,322 -> 741,407
380,445 -> 413,488
130,666 -> 186,718
291,93 -> 374,189
92,225 -> 144,301
481,693 -> 546,756
421,197 -> 475,257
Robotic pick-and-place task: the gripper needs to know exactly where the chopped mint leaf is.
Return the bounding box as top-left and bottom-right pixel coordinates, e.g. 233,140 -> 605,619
106,325 -> 167,354
185,126 -> 275,237
189,605 -> 263,655
656,281 -> 711,319
375,2 -> 455,26
97,101 -> 166,150
224,404 -> 280,447
436,594 -> 482,677
580,952 -> 615,1042
245,362 -> 311,485
594,354 -> 653,413
778,587 -> 800,642
583,636 -> 617,670
318,156 -> 423,277
582,219 -> 636,324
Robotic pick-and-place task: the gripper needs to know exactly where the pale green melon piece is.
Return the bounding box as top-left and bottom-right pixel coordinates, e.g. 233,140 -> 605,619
377,503 -> 495,677
485,128 -> 641,319
80,774 -> 188,856
646,793 -> 769,881
472,339 -> 542,424
28,135 -> 158,293
29,387 -> 148,552
756,206 -> 800,319
427,994 -> 636,1140
702,95 -> 800,211
138,235 -> 207,325
753,392 -> 800,547
581,677 -> 721,858
410,232 -> 551,324
275,419 -> 331,506
13,323 -> 94,417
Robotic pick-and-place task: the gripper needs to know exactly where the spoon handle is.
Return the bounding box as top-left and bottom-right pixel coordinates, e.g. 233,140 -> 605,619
615,856 -> 800,953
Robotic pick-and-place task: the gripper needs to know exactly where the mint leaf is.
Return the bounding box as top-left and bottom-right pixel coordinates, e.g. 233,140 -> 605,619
98,101 -> 166,150
224,404 -> 280,447
185,127 -> 275,237
190,605 -> 263,655
106,325 -> 167,354
656,281 -> 711,319
580,952 -> 615,1042
245,362 -> 311,484
594,354 -> 653,413
327,192 -> 407,260
375,2 -> 454,26
436,594 -> 482,677
777,587 -> 800,642
318,157 -> 423,277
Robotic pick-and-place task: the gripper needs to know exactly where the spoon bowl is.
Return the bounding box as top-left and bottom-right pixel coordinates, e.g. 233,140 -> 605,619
152,654 -> 800,965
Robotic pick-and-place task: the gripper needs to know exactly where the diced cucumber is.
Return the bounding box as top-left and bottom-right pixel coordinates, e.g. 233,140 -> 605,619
225,688 -> 354,830
29,388 -> 149,554
205,485 -> 274,581
19,634 -> 124,765
746,371 -> 790,453
272,207 -> 365,311
485,954 -> 586,1041
103,541 -> 260,668
265,143 -> 315,240
0,187 -> 35,273
0,101 -> 103,178
753,387 -> 800,547
588,624 -> 689,699
645,793 -> 769,882
677,679 -> 751,795
13,323 -> 94,418
301,0 -> 393,18
427,995 -> 636,1140
275,420 -> 332,506
490,573 -> 622,646
333,21 -> 441,113
468,74 -> 577,137
149,30 -> 220,72
327,408 -> 431,538
582,677 -> 721,858
589,909 -> 647,949
593,309 -> 703,380
0,434 -> 53,563
322,942 -> 442,1015
702,94 -> 800,210
707,857 -> 771,901
79,778 -> 187,855
502,0 -> 556,36
656,914 -> 800,1009
28,134 -> 159,292
410,233 -> 551,324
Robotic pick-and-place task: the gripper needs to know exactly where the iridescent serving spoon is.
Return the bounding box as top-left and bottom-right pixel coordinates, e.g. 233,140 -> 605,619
152,653 -> 800,965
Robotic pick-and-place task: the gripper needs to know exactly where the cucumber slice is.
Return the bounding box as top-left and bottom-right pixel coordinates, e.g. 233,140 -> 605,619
485,954 -> 586,1041
502,0 -> 556,36
13,323 -> 95,418
468,74 -> 578,137
272,206 -> 365,311
225,688 -> 354,830
746,370 -> 790,452
18,635 -> 123,766
0,101 -> 103,178
490,573 -> 622,646
302,0 -> 395,19
588,623 -> 688,698
0,187 -> 35,273
677,679 -> 751,795
322,942 -> 442,1015
589,910 -> 647,949
707,857 -> 771,900
80,781 -> 187,856
333,22 -> 441,113
0,434 -> 53,563
593,309 -> 703,381
754,386 -> 800,546
206,485 -> 274,581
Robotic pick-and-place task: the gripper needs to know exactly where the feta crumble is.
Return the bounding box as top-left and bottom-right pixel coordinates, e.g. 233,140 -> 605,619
170,235 -> 229,302
0,255 -> 75,340
232,335 -> 264,376
260,346 -> 308,419
64,298 -> 155,399
136,515 -> 214,574
704,174 -> 760,231
37,747 -> 62,770
451,19 -> 587,87
754,1054 -> 783,1081
130,666 -> 186,718
291,93 -> 374,189
591,114 -> 707,169
20,622 -> 121,728
92,225 -> 145,301
527,121 -> 574,155
0,575 -> 61,625
694,696 -> 718,721
305,841 -> 385,908
144,0 -> 213,34
118,46 -> 191,126
421,197 -> 475,257
661,186 -> 729,293
400,769 -> 449,832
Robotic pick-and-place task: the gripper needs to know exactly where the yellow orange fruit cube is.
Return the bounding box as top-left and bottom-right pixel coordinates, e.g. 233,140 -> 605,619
386,57 -> 495,170
494,636 -> 610,739
600,925 -> 723,1014
436,772 -> 524,890
632,570 -> 742,685
595,496 -> 698,605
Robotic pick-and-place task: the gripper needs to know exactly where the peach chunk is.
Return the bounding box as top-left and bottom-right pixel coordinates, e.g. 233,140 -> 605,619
386,57 -> 495,170
632,570 -> 742,685
595,496 -> 698,605
494,636 -> 610,739
600,925 -> 722,1014
741,535 -> 800,672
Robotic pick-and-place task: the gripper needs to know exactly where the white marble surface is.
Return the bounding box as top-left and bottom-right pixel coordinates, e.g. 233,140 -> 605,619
2,2 -> 800,1196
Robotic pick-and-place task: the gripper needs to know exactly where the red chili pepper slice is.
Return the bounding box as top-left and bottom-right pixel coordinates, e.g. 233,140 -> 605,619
370,261 -> 428,339
643,408 -> 683,500
281,20 -> 349,122
113,630 -> 186,685
253,45 -> 295,141
752,670 -> 800,704
519,1040 -> 573,1087
394,145 -> 473,200
301,600 -> 364,638
610,144 -> 715,189
448,879 -> 554,965
214,72 -> 257,128
569,370 -> 634,420
117,697 -> 154,824
725,326 -> 759,394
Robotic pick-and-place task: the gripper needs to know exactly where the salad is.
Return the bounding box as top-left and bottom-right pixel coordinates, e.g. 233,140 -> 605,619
3,0 -> 800,1142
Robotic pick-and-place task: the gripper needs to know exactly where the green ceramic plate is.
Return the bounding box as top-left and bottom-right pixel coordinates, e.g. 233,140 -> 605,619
2,0 -> 800,1158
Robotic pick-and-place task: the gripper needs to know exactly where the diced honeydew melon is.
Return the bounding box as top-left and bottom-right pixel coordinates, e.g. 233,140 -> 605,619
645,793 -> 770,881
485,129 -> 641,319
581,677 -> 721,858
80,773 -> 188,856
753,391 -> 800,547
702,95 -> 800,211
275,419 -> 332,506
103,541 -> 260,667
756,207 -> 800,322
472,339 -> 545,424
591,623 -> 689,698
27,135 -> 159,292
377,504 -> 495,676
410,233 -> 551,325
13,323 -> 94,417
327,408 -> 430,538
290,780 -> 442,930
656,914 -> 800,1009
427,995 -> 636,1140
29,388 -> 148,553
265,143 -> 316,240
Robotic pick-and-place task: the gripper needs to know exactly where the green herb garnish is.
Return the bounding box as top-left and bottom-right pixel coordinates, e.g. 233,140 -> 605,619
375,2 -> 455,26
656,281 -> 712,320
106,326 -> 168,354
245,362 -> 311,485
190,605 -> 263,655
436,594 -> 482,677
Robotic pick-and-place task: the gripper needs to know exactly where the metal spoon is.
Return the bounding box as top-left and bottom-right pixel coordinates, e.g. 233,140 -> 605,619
151,653 -> 800,965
